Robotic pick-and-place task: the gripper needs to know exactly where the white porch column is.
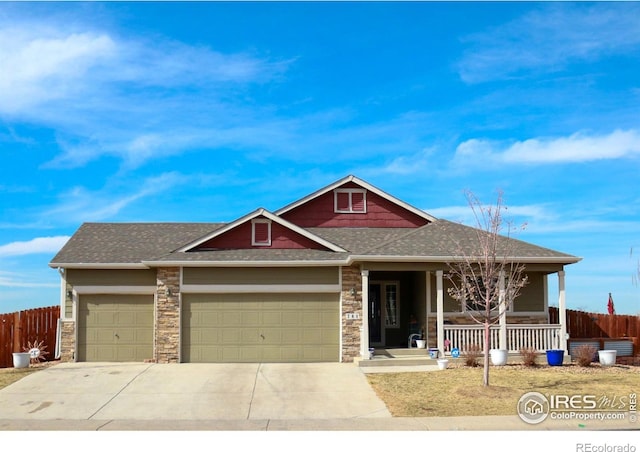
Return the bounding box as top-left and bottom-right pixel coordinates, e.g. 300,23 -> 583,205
360,270 -> 370,359
558,270 -> 567,351
436,270 -> 444,357
425,271 -> 431,347
499,271 -> 507,350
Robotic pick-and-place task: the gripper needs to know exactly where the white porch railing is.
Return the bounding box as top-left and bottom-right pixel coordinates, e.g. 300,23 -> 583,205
443,324 -> 562,353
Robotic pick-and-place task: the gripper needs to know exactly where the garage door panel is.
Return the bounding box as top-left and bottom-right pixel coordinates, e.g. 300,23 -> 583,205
222,311 -> 243,326
240,329 -> 259,343
221,329 -> 242,344
281,312 -> 300,325
322,328 -> 339,343
279,347 -> 301,361
195,328 -> 216,344
302,311 -> 323,326
135,329 -> 153,342
261,328 -> 282,344
281,329 -> 301,344
262,311 -> 282,326
322,311 -> 339,323
241,312 -> 259,326
116,311 -> 137,326
136,311 -> 153,325
240,347 -> 260,362
221,346 -> 260,362
95,311 -> 116,326
94,328 -> 114,343
182,293 -> 338,363
302,328 -> 321,344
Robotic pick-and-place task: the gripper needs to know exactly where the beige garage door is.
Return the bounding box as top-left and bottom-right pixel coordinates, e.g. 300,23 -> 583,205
182,293 -> 339,363
77,294 -> 154,362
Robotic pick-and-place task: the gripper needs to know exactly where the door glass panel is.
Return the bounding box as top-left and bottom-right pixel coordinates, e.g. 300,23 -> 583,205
385,284 -> 399,328
369,284 -> 381,343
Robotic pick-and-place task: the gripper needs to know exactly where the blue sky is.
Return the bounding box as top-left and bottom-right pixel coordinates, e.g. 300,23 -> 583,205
0,2 -> 638,315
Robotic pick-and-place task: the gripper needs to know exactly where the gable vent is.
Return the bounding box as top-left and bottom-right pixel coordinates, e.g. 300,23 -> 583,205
252,219 -> 271,246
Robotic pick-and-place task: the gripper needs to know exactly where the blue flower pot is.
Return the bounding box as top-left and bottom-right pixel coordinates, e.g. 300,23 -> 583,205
546,349 -> 564,366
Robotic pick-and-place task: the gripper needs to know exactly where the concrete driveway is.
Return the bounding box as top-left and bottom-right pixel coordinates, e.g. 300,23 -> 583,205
0,362 -> 390,422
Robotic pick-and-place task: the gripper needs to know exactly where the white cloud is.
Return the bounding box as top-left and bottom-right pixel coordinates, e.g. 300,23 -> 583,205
0,236 -> 70,258
0,13 -> 292,169
454,129 -> 640,165
0,27 -> 117,114
43,172 -> 188,222
0,270 -> 59,288
458,3 -> 640,83
0,19 -> 285,117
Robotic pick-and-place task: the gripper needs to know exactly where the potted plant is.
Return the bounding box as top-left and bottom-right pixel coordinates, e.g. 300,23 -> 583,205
545,349 -> 564,366
598,350 -> 617,366
12,352 -> 30,368
489,349 -> 508,366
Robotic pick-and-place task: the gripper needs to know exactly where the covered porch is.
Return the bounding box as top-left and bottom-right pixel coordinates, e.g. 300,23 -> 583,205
357,266 -> 569,362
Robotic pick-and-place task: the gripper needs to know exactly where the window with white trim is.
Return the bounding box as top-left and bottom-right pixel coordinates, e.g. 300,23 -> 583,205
252,219 -> 271,246
334,189 -> 367,213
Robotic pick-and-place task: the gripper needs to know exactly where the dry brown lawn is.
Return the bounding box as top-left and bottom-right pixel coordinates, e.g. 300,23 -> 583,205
0,362 -> 57,390
366,363 -> 640,417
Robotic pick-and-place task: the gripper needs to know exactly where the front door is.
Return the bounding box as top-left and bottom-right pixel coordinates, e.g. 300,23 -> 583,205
369,283 -> 382,345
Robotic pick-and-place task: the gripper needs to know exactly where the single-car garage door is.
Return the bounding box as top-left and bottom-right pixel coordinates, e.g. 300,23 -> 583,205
77,294 -> 154,362
182,293 -> 339,363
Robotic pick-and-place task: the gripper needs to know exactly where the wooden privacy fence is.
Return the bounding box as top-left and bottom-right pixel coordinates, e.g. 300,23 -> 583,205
0,306 -> 60,368
549,306 -> 640,355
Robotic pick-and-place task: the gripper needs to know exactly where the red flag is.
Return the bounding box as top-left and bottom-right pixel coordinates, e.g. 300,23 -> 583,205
607,293 -> 615,315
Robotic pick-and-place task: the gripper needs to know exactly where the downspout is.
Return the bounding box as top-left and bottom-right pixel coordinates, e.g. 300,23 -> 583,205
55,268 -> 65,359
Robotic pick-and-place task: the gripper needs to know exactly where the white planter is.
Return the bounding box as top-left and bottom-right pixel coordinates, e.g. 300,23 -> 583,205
437,359 -> 449,370
12,352 -> 30,369
490,349 -> 508,366
416,339 -> 426,349
598,350 -> 617,367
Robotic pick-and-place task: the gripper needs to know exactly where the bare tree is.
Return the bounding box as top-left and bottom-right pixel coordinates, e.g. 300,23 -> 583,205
445,189 -> 529,386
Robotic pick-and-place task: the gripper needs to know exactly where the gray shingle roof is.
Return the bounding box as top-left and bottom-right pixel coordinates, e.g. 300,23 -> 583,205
50,220 -> 579,267
355,220 -> 579,260
50,223 -> 223,265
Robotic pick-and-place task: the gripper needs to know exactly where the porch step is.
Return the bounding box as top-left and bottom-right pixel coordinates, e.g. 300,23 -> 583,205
358,348 -> 442,367
358,356 -> 441,367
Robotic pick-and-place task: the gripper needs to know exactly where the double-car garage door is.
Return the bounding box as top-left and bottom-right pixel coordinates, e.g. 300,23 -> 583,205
181,293 -> 339,363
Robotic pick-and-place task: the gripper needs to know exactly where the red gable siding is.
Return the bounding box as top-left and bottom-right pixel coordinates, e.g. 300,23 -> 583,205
280,182 -> 429,228
194,220 -> 328,250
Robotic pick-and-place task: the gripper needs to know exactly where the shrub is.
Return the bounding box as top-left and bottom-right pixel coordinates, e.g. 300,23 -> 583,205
462,344 -> 482,367
519,347 -> 538,367
574,345 -> 598,367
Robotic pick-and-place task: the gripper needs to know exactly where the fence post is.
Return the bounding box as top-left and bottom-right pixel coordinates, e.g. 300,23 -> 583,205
12,311 -> 20,353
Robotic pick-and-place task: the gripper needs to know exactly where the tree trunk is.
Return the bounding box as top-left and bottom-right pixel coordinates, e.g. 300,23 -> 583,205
483,320 -> 490,386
